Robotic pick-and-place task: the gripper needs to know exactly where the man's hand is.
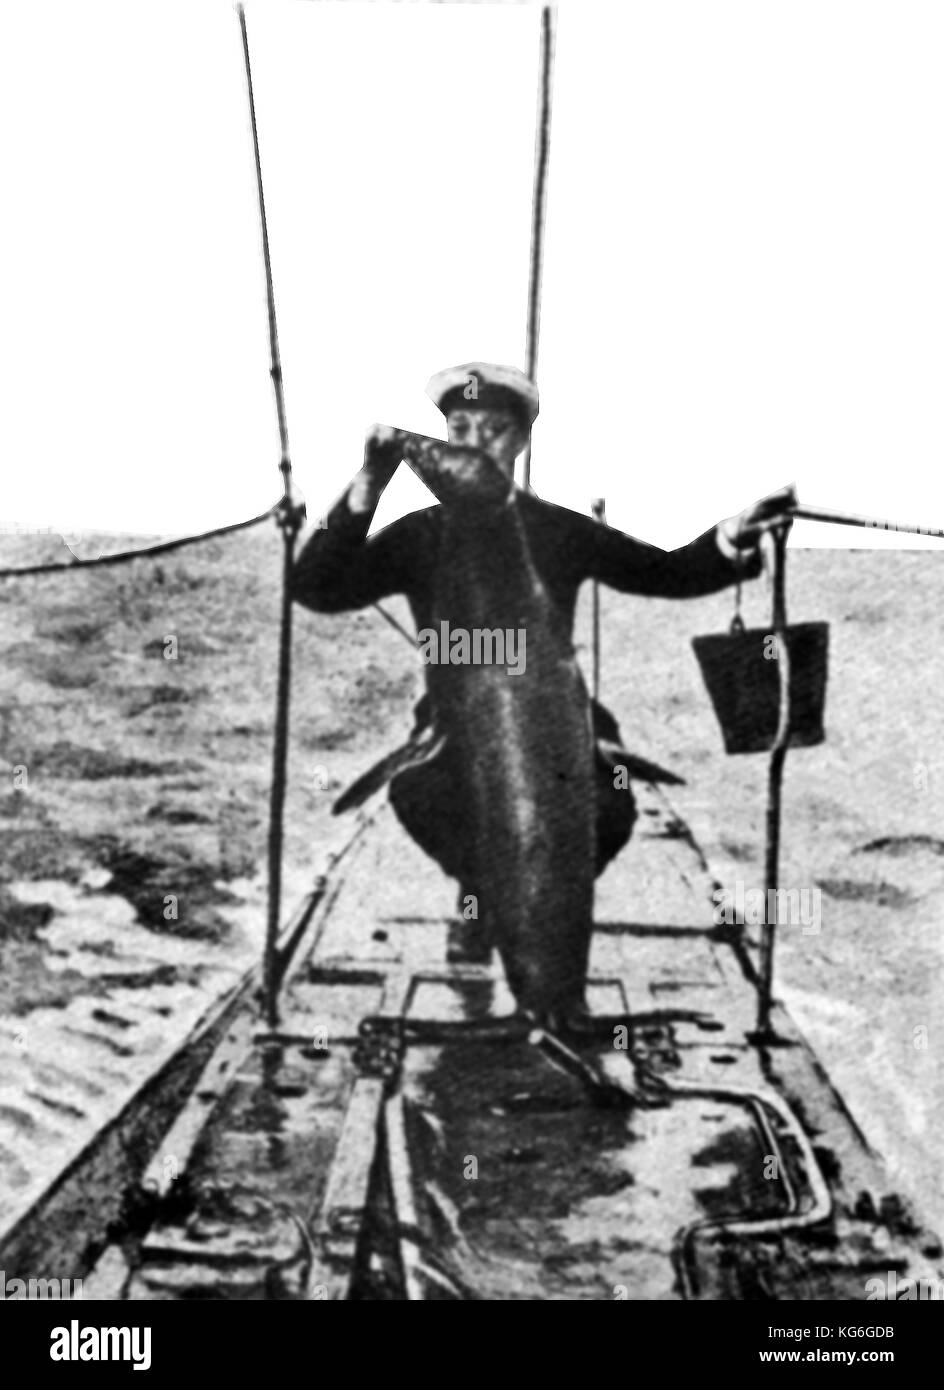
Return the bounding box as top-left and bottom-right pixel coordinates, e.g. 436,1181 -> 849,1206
365,424 -> 406,467
348,425 -> 407,515
720,484 -> 798,552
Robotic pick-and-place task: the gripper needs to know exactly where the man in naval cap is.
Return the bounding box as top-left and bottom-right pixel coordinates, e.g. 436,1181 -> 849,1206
292,363 -> 794,954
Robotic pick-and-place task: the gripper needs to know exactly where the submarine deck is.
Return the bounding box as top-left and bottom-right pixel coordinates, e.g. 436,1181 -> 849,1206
82,782 -> 943,1300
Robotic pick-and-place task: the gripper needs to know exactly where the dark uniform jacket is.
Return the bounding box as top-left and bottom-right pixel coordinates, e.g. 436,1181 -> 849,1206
291,488 -> 760,627
291,486 -> 760,878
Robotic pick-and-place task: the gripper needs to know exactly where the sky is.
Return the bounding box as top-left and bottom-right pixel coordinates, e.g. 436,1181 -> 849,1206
2,0 -> 944,550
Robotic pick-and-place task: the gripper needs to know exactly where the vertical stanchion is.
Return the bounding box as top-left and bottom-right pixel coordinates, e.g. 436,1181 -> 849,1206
521,4 -> 557,492
238,4 -> 302,1030
758,525 -> 791,1035
265,520 -> 300,1030
590,498 -> 606,701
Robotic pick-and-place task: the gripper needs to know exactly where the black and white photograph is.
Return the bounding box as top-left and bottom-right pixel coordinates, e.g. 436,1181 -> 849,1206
1,0 -> 943,1346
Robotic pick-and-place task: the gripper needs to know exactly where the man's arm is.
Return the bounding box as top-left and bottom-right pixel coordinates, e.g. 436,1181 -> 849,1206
580,486 -> 796,599
579,519 -> 759,599
290,427 -> 415,614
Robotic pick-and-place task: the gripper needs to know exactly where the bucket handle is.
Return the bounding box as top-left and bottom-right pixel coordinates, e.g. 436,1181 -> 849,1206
729,531 -> 780,635
729,578 -> 745,635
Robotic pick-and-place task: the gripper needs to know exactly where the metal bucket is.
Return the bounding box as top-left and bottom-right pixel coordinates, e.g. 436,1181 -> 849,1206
691,619 -> 829,755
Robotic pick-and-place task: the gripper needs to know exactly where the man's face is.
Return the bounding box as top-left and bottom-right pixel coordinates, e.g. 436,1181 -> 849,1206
445,406 -> 527,478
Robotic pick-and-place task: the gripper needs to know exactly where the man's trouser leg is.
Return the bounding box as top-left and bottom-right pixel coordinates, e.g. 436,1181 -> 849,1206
388,752 -> 490,962
389,732 -> 638,888
388,749 -> 471,884
594,750 -> 637,875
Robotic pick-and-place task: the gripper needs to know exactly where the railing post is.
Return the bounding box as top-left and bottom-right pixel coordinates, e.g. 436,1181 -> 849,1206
590,498 -> 606,701
757,524 -> 791,1035
520,4 -> 556,493
238,4 -> 302,1029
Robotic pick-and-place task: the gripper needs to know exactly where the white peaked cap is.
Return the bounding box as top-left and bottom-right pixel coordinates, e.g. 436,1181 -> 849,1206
425,362 -> 539,427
